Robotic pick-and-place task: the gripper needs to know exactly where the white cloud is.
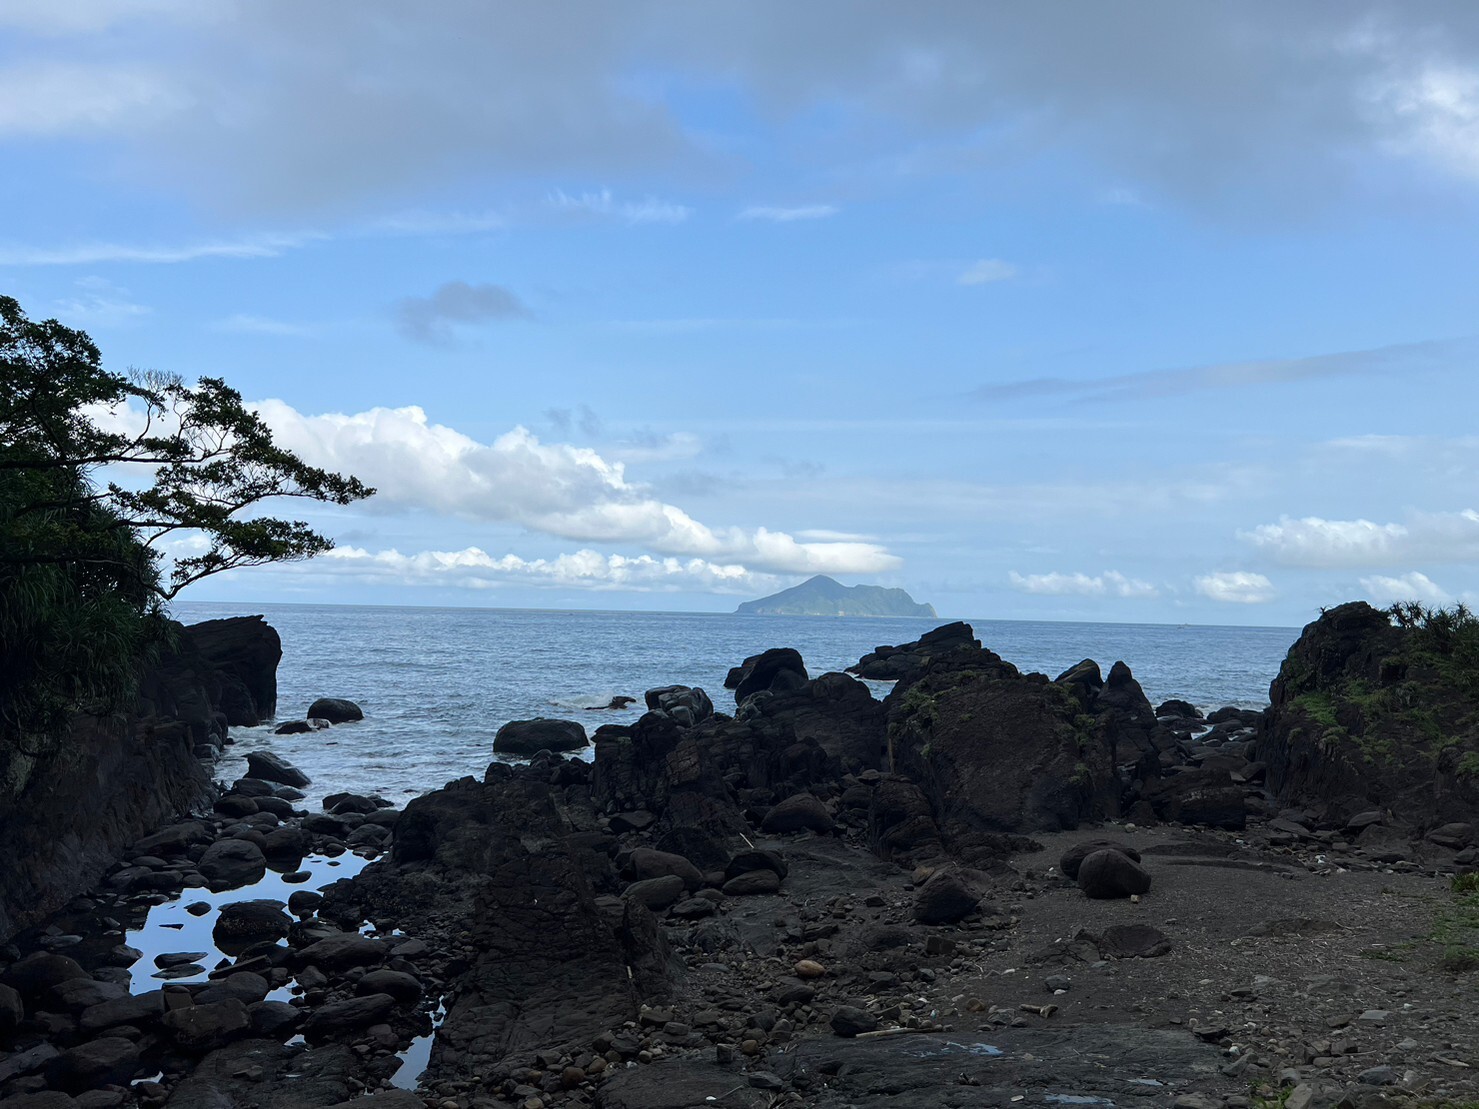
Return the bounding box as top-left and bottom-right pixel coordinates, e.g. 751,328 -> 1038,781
1360,571 -> 1451,606
1241,515 -> 1409,566
1194,571 -> 1275,604
737,204 -> 838,222
286,545 -> 773,594
1242,510 -> 1479,568
0,62 -> 182,135
0,232 -> 318,267
548,188 -> 691,226
1008,569 -> 1158,598
250,401 -> 900,577
957,259 -> 1018,285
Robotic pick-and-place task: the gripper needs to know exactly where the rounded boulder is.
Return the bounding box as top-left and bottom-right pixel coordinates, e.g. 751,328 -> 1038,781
1077,849 -> 1153,899
492,717 -> 588,756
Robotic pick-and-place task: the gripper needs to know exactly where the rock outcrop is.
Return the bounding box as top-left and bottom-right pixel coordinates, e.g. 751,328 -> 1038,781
1257,600 -> 1479,829
0,616 -> 280,942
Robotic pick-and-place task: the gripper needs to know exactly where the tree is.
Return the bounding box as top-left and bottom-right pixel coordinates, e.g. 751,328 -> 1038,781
0,295 -> 373,746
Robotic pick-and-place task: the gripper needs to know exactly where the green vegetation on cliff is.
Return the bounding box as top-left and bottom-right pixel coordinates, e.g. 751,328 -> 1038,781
737,574 -> 937,618
0,296 -> 371,751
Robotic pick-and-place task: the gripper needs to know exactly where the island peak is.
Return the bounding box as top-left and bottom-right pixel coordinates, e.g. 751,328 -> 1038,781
736,574 -> 937,618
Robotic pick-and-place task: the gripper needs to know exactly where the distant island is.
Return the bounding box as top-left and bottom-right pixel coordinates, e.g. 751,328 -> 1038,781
736,574 -> 938,618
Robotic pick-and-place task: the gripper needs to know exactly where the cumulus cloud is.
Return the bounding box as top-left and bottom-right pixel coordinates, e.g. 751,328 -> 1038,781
957,259 -> 1017,285
1194,571 -> 1275,604
737,204 -> 838,222
395,281 -> 531,344
1242,509 -> 1479,567
250,400 -> 901,577
1360,570 -> 1451,606
1008,570 -> 1159,598
290,545 -> 774,594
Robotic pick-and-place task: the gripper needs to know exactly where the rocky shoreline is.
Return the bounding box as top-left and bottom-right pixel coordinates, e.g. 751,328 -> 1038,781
2,604 -> 1478,1108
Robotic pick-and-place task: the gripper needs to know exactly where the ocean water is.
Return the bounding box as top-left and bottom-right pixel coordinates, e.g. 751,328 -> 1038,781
170,602 -> 1300,806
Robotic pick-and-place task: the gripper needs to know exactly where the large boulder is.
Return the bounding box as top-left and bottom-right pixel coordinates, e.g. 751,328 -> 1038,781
1077,849 -> 1153,899
644,685 -> 714,727
307,697 -> 363,724
725,647 -> 808,704
492,718 -> 588,756
245,750 -> 311,787
761,792 -> 835,834
197,838 -> 267,891
214,899 -> 292,945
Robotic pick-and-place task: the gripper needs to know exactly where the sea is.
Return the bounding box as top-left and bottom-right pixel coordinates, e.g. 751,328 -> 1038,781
171,602 -> 1301,808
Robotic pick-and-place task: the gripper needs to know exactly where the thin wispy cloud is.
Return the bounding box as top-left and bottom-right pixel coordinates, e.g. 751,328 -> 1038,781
0,232 -> 320,267
548,188 -> 691,226
737,204 -> 838,222
973,336 -> 1471,405
212,313 -> 310,337
957,258 -> 1018,285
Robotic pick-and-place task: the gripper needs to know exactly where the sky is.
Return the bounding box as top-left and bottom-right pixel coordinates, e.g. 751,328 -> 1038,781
5,2 -> 1479,626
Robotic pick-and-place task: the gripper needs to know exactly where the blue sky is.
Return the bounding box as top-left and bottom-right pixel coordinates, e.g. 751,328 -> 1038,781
6,2 -> 1479,625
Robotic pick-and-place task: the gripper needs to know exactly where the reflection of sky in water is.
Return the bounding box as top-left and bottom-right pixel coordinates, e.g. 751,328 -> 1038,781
391,995 -> 446,1090
124,852 -> 370,992
902,1040 -> 1005,1059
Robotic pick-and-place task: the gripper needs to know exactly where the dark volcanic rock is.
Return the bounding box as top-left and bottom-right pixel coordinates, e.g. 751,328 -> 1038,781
913,868 -> 983,924
245,750 -> 311,787
304,992 -> 396,1037
1077,849 -> 1153,899
1058,840 -> 1142,880
44,1036 -> 140,1093
326,774 -> 657,1079
197,838 -> 267,890
162,998 -> 251,1050
307,697 -> 363,724
644,685 -> 715,727
214,899 -> 292,945
830,1004 -> 880,1037
849,621 -> 981,680
492,717 -> 588,755
761,792 -> 835,834
1257,600 -> 1479,827
726,647 -> 808,704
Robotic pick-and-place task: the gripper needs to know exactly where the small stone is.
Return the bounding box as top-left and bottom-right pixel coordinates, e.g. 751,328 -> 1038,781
748,1071 -> 785,1091
561,1065 -> 586,1088
793,959 -> 826,979
1044,975 -> 1072,993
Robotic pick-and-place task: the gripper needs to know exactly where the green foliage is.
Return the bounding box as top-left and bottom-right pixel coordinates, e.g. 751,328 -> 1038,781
0,295 -> 372,749
1454,872 -> 1479,895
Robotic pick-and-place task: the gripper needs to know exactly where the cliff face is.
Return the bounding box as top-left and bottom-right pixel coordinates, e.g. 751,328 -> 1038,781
0,615 -> 280,941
